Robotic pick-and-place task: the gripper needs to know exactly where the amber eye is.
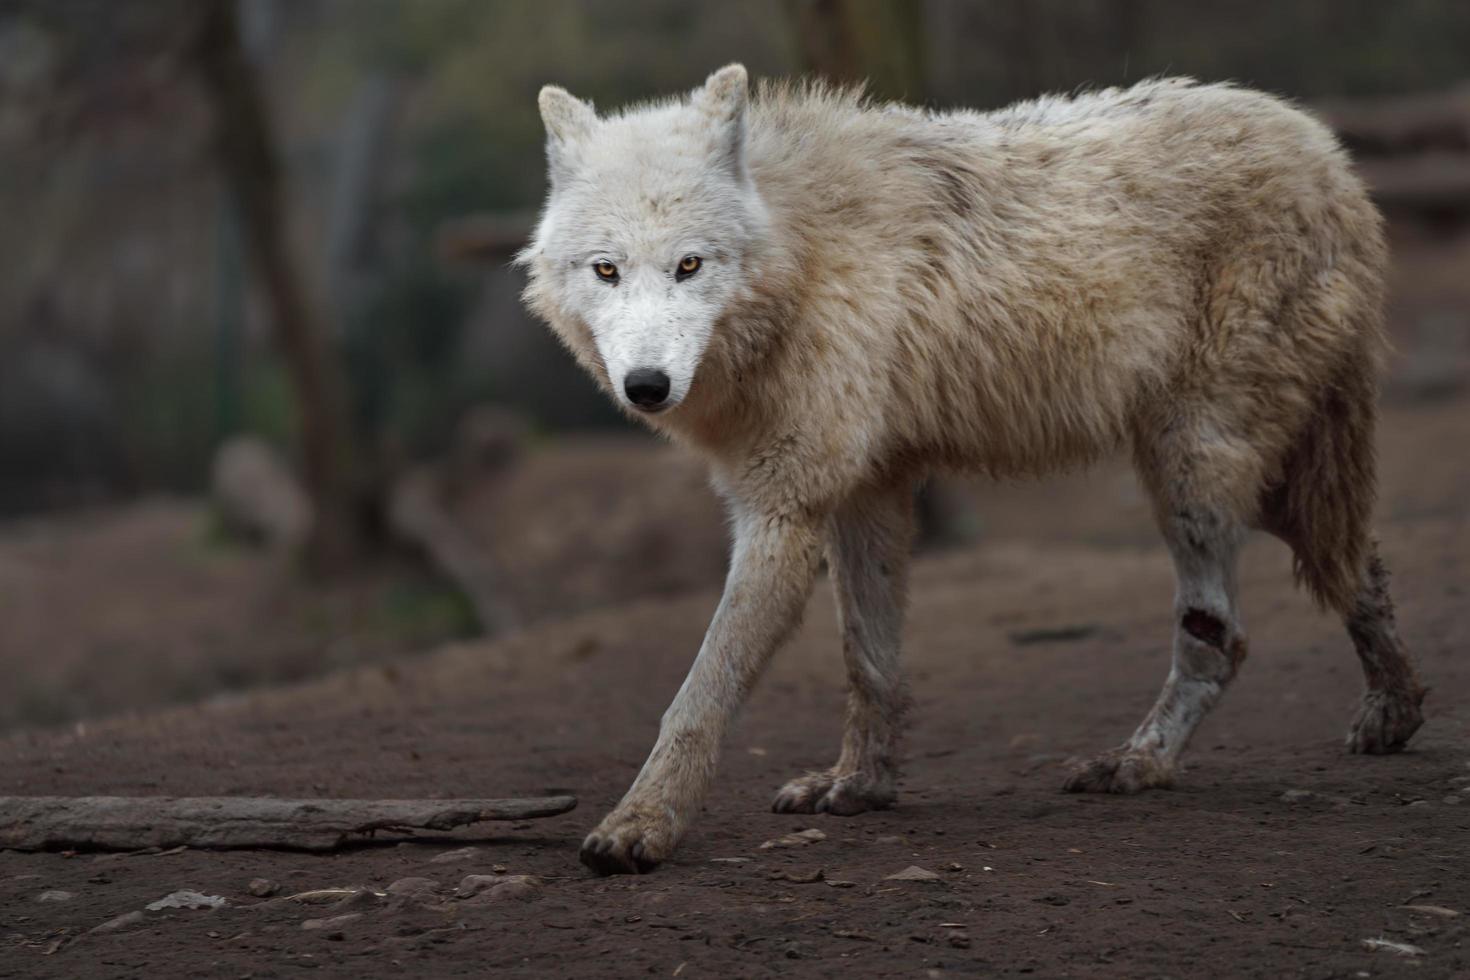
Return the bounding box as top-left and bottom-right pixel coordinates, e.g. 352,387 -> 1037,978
593,260 -> 618,281
676,255 -> 702,280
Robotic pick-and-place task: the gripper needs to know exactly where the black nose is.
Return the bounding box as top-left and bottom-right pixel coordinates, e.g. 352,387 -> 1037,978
624,368 -> 671,409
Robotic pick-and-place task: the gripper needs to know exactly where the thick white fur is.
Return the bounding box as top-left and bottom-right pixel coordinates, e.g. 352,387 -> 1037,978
519,66 -> 1423,875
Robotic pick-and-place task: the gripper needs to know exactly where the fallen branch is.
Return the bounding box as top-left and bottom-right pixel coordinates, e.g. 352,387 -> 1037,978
0,795 -> 576,852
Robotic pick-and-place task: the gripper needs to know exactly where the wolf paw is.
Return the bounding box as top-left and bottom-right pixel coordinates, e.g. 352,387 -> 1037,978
1347,688 -> 1425,754
771,769 -> 895,816
579,803 -> 676,876
1063,749 -> 1173,794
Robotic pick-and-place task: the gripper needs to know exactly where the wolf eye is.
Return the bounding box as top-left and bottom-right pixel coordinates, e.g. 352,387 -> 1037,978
593,260 -> 618,282
675,255 -> 702,281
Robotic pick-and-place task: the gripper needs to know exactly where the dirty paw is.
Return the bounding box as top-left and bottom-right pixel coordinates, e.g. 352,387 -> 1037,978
771,769 -> 895,816
1346,688 -> 1425,755
579,806 -> 675,876
1063,749 -> 1172,794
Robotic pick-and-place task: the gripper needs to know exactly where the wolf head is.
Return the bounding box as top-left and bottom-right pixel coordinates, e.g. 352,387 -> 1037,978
519,65 -> 769,416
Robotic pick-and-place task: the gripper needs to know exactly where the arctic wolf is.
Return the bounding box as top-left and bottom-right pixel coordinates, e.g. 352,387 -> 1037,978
518,66 -> 1424,875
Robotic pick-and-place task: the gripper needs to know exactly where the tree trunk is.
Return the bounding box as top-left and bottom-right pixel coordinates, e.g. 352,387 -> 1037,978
192,0 -> 357,573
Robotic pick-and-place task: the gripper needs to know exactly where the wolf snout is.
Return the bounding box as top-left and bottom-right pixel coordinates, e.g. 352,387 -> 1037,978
623,368 -> 672,411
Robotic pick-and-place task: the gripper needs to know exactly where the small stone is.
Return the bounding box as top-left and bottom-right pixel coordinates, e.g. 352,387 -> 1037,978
146,890 -> 227,911
36,890 -> 75,903
709,857 -> 752,864
247,878 -> 279,898
1443,795 -> 1462,805
302,912 -> 362,932
1280,789 -> 1316,803
759,828 -> 826,850
331,888 -> 386,912
89,910 -> 146,934
885,866 -> 942,882
428,847 -> 480,865
825,879 -> 858,889
464,875 -> 540,905
385,877 -> 440,898
456,874 -> 501,898
769,868 -> 824,884
1402,904 -> 1461,918
1361,937 -> 1425,957
873,835 -> 908,846
481,875 -> 542,903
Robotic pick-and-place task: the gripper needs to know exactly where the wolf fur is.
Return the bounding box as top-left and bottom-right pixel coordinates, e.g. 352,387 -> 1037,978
519,66 -> 1425,875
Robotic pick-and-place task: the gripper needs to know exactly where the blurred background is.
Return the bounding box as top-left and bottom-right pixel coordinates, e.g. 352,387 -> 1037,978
2,0 -> 1467,731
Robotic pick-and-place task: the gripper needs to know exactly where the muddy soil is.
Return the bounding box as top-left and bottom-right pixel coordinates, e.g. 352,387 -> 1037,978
2,390 -> 1467,978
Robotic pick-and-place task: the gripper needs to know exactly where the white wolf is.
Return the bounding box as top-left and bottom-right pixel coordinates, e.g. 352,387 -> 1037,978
518,65 -> 1424,875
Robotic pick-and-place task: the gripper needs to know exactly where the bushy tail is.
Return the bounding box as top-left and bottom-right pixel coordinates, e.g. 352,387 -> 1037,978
1272,356 -> 1379,613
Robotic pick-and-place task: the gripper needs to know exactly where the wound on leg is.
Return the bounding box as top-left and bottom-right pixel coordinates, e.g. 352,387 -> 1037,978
1182,608 -> 1227,649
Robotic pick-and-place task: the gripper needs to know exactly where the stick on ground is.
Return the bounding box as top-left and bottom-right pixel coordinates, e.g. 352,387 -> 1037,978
0,795 -> 577,852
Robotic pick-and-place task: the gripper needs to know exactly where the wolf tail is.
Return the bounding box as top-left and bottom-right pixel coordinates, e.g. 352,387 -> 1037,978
1269,347 -> 1380,614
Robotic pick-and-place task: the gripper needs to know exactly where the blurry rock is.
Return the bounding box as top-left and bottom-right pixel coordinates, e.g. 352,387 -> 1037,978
88,910 -> 145,934
463,875 -> 541,903
146,889 -> 226,911
330,888 -> 386,912
211,436 -> 313,551
36,889 -> 75,902
428,846 -> 480,865
885,866 -> 942,882
456,874 -> 500,898
246,878 -> 278,898
760,828 -> 826,850
302,912 -> 361,932
385,877 -> 440,898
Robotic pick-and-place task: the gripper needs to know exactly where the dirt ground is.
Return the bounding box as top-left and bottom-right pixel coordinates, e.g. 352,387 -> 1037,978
2,382 -> 1467,978
0,503 -> 475,731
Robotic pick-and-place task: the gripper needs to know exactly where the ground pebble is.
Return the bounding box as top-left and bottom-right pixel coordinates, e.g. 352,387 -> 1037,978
302,912 -> 362,932
429,847 -> 480,865
89,910 -> 145,934
247,878 -> 279,898
36,890 -> 75,903
146,890 -> 227,911
885,866 -> 942,882
456,874 -> 501,898
465,875 -> 542,903
331,888 -> 387,911
760,828 -> 827,850
385,877 -> 440,898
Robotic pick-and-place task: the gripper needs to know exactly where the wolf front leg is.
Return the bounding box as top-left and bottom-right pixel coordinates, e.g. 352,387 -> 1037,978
579,508 -> 825,875
773,481 -> 915,814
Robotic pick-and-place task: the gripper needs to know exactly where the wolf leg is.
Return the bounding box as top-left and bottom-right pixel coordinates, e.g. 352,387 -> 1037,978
1343,547 -> 1425,752
773,481 -> 914,815
1066,505 -> 1248,792
580,507 -> 824,875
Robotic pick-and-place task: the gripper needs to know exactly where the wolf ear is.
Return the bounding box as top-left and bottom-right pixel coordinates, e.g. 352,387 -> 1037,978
692,64 -> 749,180
538,85 -> 596,185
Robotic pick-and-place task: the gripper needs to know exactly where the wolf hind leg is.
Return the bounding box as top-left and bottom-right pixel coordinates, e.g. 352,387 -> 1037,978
1255,369 -> 1426,753
1067,411 -> 1259,793
1066,500 -> 1249,792
1341,548 -> 1425,752
1263,484 -> 1426,752
773,481 -> 914,815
